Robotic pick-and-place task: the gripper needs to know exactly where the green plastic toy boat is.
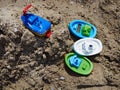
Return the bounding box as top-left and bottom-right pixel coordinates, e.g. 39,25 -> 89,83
65,52 -> 93,75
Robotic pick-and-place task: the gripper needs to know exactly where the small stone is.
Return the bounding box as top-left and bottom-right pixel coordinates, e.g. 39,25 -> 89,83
45,47 -> 51,52
43,54 -> 46,59
14,28 -> 18,32
65,40 -> 73,46
29,61 -> 36,67
60,52 -> 66,57
60,76 -> 65,80
1,69 -> 9,74
9,56 -> 14,60
70,0 -> 74,4
59,48 -> 62,51
58,88 -> 62,90
55,78 -> 59,81
9,74 -> 15,78
25,78 -> 36,86
50,85 -> 54,90
54,55 -> 58,58
6,65 -> 11,69
93,10 -> 96,13
49,65 -> 59,72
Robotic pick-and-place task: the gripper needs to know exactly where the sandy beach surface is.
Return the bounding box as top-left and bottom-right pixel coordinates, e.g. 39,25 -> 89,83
0,0 -> 120,90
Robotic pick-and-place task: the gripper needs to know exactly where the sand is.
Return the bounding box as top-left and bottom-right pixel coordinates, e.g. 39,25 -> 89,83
0,0 -> 120,90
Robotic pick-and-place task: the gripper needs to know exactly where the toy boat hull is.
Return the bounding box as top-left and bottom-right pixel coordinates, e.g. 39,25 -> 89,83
21,14 -> 51,35
73,38 -> 103,56
65,52 -> 93,75
68,20 -> 97,38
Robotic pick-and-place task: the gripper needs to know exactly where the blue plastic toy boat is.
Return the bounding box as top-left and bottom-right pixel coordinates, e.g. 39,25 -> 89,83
68,20 -> 97,38
21,4 -> 51,37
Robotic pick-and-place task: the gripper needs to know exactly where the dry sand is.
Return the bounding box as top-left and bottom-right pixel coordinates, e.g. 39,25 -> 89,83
0,0 -> 120,90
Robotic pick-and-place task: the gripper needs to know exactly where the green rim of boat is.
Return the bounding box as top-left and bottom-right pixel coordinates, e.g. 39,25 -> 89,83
65,52 -> 93,75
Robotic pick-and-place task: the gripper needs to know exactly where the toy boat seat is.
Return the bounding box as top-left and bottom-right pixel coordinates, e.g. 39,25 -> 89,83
69,55 -> 82,68
81,24 -> 92,37
28,15 -> 38,24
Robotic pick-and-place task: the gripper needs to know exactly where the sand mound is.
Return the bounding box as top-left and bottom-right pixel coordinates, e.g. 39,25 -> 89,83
0,0 -> 120,90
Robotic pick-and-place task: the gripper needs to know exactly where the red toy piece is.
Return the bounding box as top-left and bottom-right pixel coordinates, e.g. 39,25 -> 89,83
23,4 -> 32,15
46,30 -> 52,38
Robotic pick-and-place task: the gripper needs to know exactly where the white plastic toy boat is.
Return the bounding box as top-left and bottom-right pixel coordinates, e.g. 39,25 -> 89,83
73,38 -> 103,56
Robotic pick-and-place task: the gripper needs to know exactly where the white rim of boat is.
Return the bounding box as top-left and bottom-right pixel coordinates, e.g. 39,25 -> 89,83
73,38 -> 103,56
